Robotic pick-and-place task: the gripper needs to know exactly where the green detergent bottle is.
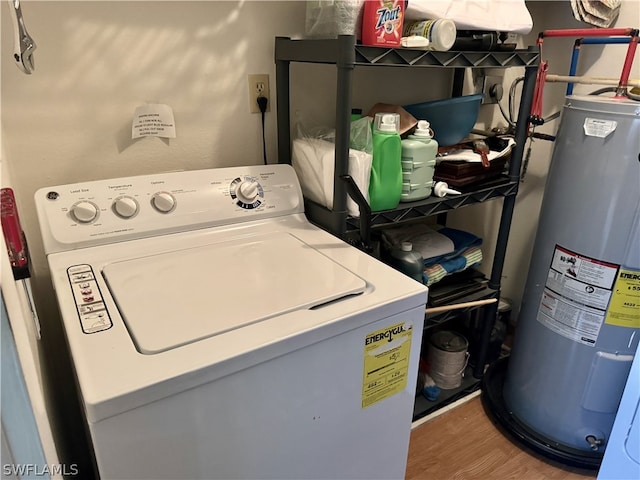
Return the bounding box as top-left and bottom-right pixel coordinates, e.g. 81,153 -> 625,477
369,113 -> 402,211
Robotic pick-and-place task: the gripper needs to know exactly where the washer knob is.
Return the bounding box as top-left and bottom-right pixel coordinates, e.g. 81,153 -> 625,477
151,192 -> 176,213
71,201 -> 99,223
113,196 -> 139,218
236,181 -> 259,203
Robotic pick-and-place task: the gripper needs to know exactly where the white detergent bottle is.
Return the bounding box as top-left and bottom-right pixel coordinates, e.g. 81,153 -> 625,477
403,19 -> 457,51
400,121 -> 438,202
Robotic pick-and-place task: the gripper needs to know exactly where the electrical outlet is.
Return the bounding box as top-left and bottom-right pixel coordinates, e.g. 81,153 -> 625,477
481,75 -> 503,104
248,74 -> 270,113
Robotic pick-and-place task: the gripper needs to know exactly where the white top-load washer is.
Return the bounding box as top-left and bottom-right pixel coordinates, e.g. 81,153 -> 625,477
35,164 -> 427,480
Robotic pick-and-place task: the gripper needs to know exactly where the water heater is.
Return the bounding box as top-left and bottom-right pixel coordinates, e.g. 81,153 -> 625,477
484,95 -> 640,468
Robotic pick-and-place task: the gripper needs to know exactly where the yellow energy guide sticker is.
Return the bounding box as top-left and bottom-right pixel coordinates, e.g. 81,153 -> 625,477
362,322 -> 412,409
605,268 -> 640,328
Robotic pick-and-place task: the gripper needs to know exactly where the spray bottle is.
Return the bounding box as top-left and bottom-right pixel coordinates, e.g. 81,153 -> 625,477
369,113 -> 402,211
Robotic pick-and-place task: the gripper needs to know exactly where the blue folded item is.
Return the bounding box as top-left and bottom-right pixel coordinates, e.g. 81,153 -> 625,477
380,223 -> 483,286
423,227 -> 482,267
423,246 -> 483,286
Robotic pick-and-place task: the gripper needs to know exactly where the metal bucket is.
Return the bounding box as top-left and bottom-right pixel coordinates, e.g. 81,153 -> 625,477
428,330 -> 469,389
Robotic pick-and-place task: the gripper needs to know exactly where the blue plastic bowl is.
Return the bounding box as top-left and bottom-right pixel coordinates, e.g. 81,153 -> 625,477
403,94 -> 483,146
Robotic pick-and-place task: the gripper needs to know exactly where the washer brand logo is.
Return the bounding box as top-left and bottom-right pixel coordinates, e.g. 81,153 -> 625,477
365,324 -> 407,345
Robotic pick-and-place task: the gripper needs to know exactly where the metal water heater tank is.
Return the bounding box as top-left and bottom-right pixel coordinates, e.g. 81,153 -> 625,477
484,95 -> 640,469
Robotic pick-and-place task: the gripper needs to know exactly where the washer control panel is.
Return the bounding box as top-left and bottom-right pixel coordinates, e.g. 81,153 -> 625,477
35,165 -> 303,254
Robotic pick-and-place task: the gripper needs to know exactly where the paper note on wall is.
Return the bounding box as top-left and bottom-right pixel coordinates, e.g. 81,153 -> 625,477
132,104 -> 176,139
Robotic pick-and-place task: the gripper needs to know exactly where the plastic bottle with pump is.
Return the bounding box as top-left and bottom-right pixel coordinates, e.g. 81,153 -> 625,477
388,242 -> 424,283
400,120 -> 438,202
369,113 -> 402,212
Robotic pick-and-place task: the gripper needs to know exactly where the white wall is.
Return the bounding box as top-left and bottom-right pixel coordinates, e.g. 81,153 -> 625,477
2,0 -> 306,275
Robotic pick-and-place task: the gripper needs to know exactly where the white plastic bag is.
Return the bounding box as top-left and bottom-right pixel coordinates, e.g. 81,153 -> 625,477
305,0 -> 365,38
291,120 -> 372,217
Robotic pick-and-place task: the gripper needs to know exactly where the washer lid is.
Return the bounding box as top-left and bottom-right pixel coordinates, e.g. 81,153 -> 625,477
102,232 -> 367,354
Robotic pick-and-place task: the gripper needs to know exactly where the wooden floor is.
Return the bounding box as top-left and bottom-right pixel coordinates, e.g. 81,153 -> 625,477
406,395 -> 599,480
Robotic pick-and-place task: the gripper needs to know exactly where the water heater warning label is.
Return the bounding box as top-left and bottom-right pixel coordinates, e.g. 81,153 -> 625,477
362,322 -> 412,409
583,118 -> 617,138
537,245 -> 619,346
